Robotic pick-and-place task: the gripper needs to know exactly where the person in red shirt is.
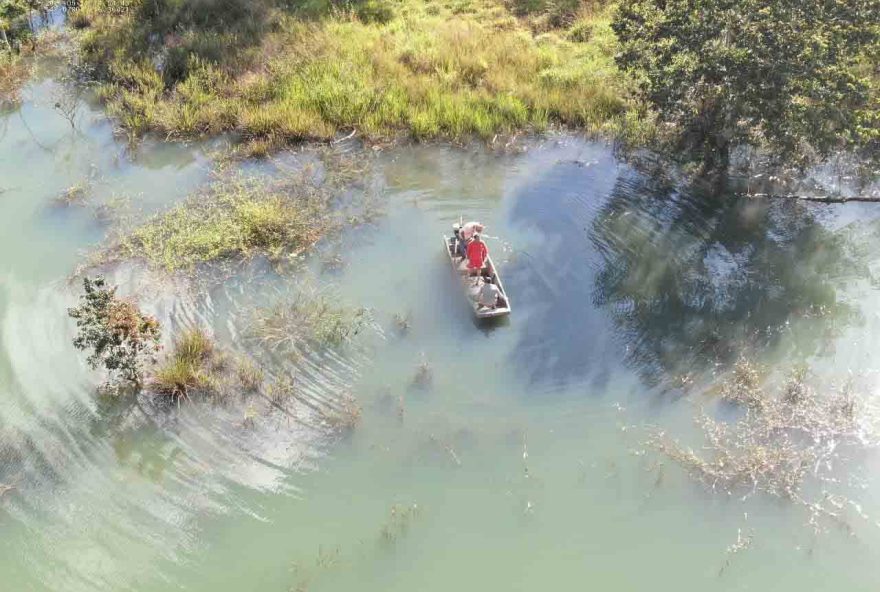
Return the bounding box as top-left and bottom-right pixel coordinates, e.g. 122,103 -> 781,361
466,233 -> 488,275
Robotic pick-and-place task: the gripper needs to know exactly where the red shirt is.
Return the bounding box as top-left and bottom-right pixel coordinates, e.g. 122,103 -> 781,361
467,240 -> 487,269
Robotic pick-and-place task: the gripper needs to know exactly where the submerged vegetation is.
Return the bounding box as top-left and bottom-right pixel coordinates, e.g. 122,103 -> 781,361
652,360 -> 880,531
248,288 -> 368,352
69,0 -> 648,146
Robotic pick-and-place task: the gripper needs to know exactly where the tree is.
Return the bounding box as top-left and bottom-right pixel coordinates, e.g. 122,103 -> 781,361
68,276 -> 162,388
613,0 -> 880,170
0,1 -> 26,50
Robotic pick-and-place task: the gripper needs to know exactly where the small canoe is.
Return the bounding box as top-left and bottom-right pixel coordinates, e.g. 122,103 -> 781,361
442,234 -> 511,319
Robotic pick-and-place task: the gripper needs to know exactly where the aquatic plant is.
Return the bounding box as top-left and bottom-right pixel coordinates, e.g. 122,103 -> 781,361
410,355 -> 432,389
111,175 -> 331,272
718,528 -> 753,577
651,362 -> 880,531
379,503 -> 421,546
391,311 -> 411,336
150,327 -> 264,403
321,392 -> 362,433
52,183 -> 90,207
68,276 -> 162,388
719,359 -> 764,410
248,288 -> 367,352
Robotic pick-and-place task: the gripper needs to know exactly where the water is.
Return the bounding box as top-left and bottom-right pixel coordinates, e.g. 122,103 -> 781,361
3,59 -> 880,591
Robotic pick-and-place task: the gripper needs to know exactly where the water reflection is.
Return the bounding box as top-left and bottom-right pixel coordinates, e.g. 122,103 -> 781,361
590,171 -> 864,384
505,146 -> 621,390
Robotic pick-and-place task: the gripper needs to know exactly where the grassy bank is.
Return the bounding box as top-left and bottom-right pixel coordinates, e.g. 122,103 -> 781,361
72,0 -> 650,147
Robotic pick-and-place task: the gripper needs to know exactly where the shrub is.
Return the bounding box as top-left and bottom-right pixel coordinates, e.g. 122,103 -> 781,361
68,276 -> 161,388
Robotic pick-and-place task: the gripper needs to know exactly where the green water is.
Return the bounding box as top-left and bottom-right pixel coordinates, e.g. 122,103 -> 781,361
3,59 -> 880,591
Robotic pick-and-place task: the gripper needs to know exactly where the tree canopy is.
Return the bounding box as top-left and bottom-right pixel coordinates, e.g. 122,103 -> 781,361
613,0 -> 880,170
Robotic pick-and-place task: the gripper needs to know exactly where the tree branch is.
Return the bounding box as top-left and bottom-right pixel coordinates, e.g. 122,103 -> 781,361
738,193 -> 880,204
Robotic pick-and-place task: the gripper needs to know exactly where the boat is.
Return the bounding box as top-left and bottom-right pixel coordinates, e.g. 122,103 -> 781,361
442,232 -> 511,319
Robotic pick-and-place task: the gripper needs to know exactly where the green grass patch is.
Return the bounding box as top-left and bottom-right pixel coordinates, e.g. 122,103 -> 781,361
110,175 -> 331,272
72,0 -> 649,145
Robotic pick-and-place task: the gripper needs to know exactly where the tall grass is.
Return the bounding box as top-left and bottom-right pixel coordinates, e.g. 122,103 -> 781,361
151,327 -> 265,400
151,328 -> 214,398
72,0 -> 649,145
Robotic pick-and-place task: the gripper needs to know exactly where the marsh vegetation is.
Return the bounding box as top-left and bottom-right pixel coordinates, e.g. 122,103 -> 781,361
105,174 -> 333,272
651,360 -> 880,531
248,288 -> 368,353
68,0 -> 647,147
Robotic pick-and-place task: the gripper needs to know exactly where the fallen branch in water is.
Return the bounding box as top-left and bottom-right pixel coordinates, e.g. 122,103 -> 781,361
739,192 -> 880,203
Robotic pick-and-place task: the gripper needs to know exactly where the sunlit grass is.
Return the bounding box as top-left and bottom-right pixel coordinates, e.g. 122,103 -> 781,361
110,175 -> 330,272
73,0 -> 652,145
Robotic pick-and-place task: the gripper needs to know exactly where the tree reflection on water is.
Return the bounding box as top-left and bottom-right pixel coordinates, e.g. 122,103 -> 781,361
590,172 -> 866,386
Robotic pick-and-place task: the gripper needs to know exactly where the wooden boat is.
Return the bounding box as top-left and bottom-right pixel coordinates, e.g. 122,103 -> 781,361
443,233 -> 511,319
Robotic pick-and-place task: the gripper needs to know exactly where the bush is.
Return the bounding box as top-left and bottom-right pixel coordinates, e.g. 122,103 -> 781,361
68,276 -> 161,388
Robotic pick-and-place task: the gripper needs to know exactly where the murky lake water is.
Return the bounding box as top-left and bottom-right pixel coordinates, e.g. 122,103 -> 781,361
3,59 -> 880,591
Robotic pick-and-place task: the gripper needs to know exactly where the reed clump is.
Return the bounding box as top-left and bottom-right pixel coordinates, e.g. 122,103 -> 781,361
150,328 -> 263,402
71,0 -> 649,146
651,360 -> 880,530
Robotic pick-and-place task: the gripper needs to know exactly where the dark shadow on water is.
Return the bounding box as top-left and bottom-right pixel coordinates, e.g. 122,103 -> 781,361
504,152 -> 621,391
474,314 -> 511,334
